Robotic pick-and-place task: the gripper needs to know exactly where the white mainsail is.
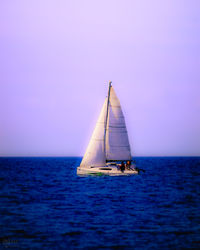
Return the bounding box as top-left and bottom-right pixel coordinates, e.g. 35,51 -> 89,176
80,83 -> 132,167
80,98 -> 107,167
105,87 -> 132,161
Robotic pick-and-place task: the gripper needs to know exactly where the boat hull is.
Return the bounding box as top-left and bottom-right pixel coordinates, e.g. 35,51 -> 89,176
77,165 -> 138,176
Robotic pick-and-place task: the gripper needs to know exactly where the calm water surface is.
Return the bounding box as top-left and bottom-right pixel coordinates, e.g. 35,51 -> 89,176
0,157 -> 200,249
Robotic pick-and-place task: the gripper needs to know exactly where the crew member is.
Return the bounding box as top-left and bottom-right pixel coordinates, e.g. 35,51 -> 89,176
120,161 -> 125,172
126,160 -> 131,170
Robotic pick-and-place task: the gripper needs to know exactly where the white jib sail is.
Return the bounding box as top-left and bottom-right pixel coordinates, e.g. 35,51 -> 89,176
105,87 -> 132,161
80,98 -> 107,167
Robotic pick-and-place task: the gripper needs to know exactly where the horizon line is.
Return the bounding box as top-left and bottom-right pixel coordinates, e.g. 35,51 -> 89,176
0,155 -> 199,158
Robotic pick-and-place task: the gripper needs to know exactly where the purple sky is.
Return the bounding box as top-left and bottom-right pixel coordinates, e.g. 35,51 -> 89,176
0,0 -> 200,156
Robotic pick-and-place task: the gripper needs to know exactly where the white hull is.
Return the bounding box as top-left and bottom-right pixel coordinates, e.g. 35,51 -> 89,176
77,165 -> 138,176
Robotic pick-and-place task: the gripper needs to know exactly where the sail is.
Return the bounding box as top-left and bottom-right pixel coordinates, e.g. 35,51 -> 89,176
105,87 -> 132,161
80,99 -> 107,167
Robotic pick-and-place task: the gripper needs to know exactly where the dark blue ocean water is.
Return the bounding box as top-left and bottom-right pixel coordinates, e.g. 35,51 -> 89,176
0,157 -> 200,249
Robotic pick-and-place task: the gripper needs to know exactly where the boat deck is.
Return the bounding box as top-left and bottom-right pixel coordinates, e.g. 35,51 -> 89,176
77,165 -> 138,176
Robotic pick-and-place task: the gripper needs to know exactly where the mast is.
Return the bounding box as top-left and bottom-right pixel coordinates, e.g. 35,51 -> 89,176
104,81 -> 112,156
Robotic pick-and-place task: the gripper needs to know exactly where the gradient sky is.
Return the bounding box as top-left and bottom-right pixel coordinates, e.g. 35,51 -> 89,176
0,0 -> 200,156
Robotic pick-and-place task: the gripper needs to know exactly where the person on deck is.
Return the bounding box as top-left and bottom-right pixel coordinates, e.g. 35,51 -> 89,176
126,160 -> 131,170
120,161 -> 125,172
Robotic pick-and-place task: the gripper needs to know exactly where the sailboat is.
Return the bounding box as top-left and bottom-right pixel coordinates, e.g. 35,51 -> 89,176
77,81 -> 138,175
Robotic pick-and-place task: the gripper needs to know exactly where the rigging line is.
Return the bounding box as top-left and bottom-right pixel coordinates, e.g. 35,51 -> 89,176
106,159 -> 131,162
104,81 -> 112,155
110,105 -> 121,108
108,125 -> 126,128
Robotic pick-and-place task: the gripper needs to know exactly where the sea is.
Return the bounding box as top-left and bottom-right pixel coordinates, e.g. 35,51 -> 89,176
0,157 -> 199,249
